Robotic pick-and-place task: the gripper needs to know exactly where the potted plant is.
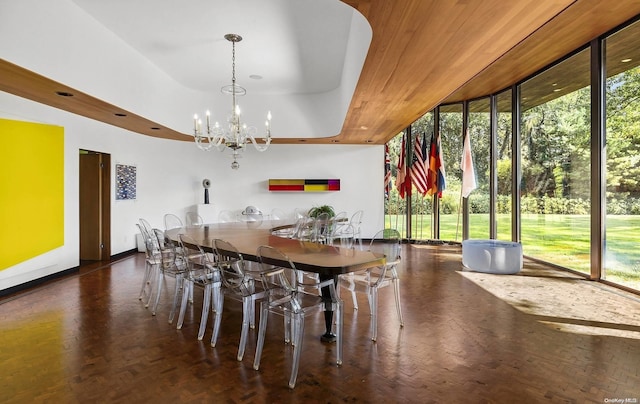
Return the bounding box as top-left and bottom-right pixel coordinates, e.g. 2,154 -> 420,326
308,205 -> 335,219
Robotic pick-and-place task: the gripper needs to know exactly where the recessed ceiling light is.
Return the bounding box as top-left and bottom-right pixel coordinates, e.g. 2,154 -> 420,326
621,58 -> 632,63
249,74 -> 263,80
553,89 -> 562,92
551,83 -> 558,86
55,91 -> 74,97
360,125 -> 368,130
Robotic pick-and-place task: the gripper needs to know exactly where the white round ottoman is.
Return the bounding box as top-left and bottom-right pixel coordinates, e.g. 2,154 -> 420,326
462,239 -> 523,274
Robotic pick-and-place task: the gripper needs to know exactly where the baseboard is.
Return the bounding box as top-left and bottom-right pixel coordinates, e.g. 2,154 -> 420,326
0,266 -> 79,298
0,249 -> 139,299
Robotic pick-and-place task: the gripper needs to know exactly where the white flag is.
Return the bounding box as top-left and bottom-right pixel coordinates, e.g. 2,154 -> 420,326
461,130 -> 477,198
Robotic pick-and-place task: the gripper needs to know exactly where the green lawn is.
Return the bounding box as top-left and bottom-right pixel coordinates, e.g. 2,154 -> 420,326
385,213 -> 640,290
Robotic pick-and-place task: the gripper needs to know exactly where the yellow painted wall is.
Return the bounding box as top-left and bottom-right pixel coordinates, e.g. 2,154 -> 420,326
0,119 -> 64,270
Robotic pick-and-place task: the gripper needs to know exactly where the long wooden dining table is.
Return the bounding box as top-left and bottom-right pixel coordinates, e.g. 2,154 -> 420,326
165,220 -> 386,341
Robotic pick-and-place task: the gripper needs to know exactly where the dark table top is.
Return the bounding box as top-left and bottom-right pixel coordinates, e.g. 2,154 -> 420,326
165,220 -> 384,276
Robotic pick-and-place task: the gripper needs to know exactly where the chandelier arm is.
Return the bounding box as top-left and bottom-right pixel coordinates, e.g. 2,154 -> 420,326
247,135 -> 272,152
194,129 -> 215,151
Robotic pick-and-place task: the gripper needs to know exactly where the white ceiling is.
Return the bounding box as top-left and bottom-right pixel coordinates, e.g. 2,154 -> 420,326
71,0 -> 363,95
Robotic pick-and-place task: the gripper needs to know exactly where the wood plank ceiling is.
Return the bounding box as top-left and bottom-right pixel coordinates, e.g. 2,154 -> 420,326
1,1 -> 640,145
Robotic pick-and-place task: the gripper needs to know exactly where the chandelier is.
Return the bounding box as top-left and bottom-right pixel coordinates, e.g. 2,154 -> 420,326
193,34 -> 272,169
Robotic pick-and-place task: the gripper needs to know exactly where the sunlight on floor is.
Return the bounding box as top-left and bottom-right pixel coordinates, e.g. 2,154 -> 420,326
458,263 -> 640,340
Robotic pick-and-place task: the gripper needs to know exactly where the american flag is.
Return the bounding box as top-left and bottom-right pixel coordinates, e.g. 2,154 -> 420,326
409,133 -> 428,196
395,134 -> 407,199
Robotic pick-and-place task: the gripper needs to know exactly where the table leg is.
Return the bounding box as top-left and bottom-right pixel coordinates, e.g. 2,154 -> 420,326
319,274 -> 337,343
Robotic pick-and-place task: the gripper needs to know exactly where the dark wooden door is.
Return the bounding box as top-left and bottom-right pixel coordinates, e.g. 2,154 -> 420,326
79,151 -> 110,260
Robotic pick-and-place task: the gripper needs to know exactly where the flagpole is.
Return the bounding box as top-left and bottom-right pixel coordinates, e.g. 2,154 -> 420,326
431,194 -> 436,240
394,193 -> 399,231
418,196 -> 422,240
455,188 -> 463,241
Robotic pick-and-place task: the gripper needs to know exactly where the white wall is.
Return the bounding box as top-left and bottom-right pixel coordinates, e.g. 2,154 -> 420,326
0,0 -> 383,291
0,92 -> 384,290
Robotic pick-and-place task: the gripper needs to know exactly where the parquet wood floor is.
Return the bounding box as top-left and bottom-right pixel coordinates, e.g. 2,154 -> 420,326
1,244 -> 639,403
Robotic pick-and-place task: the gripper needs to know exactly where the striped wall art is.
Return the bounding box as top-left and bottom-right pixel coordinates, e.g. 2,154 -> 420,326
268,179 -> 340,192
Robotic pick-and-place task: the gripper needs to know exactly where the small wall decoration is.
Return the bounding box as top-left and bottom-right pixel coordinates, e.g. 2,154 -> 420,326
269,179 -> 340,192
116,164 -> 137,200
203,178 -> 211,204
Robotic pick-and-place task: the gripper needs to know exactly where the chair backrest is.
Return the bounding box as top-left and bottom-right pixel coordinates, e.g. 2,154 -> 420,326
311,212 -> 331,243
328,211 -> 348,239
350,210 -> 363,229
212,238 -> 243,263
212,239 -> 253,295
154,228 -> 181,270
293,208 -> 308,219
218,210 -> 236,223
333,211 -> 348,223
291,215 -> 311,240
369,228 -> 401,263
139,218 -> 155,238
270,208 -> 286,221
185,211 -> 203,227
256,245 -> 297,296
136,223 -> 158,257
335,223 -> 356,250
178,234 -> 215,282
164,213 -> 184,230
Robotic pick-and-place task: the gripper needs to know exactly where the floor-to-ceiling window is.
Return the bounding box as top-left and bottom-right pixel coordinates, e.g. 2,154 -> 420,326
439,104 -> 463,241
468,98 -> 491,239
604,19 -> 640,290
520,48 -> 592,274
409,111 -> 434,240
496,90 -> 513,240
380,15 -> 640,294
385,131 -> 406,235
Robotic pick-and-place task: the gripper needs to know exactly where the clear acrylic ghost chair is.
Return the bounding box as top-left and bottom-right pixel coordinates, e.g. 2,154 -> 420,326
150,229 -> 187,324
291,214 -> 312,241
164,213 -> 184,230
211,239 -> 266,361
293,208 -> 308,220
253,245 -> 343,389
332,223 -> 356,250
136,223 -> 161,303
185,211 -> 204,227
327,211 -> 348,244
338,228 -> 403,341
218,210 -> 236,223
176,234 -> 220,340
311,212 -> 331,244
270,208 -> 287,221
293,212 -> 332,288
139,217 -> 155,237
270,208 -> 295,237
349,210 -> 364,249
138,218 -> 160,304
